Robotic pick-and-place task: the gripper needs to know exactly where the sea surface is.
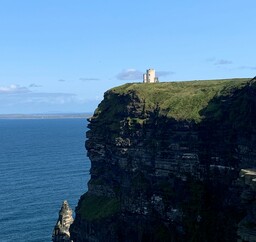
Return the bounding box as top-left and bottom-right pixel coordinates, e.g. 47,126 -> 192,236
0,118 -> 90,242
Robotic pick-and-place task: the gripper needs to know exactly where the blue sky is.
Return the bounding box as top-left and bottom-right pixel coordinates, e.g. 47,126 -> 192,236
0,0 -> 255,114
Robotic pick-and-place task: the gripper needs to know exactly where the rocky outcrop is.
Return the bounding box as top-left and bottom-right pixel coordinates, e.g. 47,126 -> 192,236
70,78 -> 256,241
53,200 -> 73,242
237,169 -> 256,241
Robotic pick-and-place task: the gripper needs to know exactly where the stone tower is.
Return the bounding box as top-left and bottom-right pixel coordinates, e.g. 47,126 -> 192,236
143,69 -> 159,83
52,200 -> 73,242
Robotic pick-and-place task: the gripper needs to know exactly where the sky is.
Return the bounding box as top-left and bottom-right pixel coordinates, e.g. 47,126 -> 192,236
0,0 -> 255,114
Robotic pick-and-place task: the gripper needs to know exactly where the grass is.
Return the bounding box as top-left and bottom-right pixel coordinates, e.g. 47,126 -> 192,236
108,78 -> 249,122
77,194 -> 120,221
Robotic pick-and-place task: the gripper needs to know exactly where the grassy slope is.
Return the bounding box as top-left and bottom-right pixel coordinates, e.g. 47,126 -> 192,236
109,78 -> 250,122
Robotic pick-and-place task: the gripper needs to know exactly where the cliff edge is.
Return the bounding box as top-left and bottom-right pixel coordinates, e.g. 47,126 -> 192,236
70,78 -> 256,242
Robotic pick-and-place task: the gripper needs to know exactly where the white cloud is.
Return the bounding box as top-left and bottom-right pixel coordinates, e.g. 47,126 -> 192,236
19,92 -> 78,105
0,84 -> 78,105
0,91 -> 97,114
206,57 -> 233,66
237,66 -> 256,70
0,84 -> 98,113
0,84 -> 30,94
80,77 -> 100,81
116,69 -> 143,80
156,71 -> 175,77
29,83 -> 42,88
205,57 -> 216,62
214,59 -> 233,65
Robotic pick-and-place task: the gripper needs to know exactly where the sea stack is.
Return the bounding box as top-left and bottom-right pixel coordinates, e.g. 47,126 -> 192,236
52,200 -> 73,242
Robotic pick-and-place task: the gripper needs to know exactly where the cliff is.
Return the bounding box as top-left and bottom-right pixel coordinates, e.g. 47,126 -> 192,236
70,78 -> 256,242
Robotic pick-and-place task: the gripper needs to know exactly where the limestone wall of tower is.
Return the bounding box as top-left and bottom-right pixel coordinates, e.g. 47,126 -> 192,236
147,69 -> 156,83
143,74 -> 147,83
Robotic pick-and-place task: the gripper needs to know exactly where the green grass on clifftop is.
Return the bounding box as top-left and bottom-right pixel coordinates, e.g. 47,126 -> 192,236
109,78 -> 249,122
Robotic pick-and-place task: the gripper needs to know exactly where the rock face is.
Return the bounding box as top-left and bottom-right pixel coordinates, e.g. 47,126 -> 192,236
53,200 -> 73,242
70,78 -> 256,241
237,169 -> 256,241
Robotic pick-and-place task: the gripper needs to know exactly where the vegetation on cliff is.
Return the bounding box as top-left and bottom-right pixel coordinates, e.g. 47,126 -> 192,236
105,78 -> 249,122
77,194 -> 120,221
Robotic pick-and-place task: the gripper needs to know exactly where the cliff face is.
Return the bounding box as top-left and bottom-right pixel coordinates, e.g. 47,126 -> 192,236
70,78 -> 256,242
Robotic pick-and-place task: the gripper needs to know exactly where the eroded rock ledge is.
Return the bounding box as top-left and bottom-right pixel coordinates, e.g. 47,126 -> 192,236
70,78 -> 256,242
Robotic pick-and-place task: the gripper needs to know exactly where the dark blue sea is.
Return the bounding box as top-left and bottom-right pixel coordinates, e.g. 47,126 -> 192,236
0,118 -> 90,242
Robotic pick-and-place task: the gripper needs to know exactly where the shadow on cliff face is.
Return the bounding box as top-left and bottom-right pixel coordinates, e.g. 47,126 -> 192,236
199,77 -> 256,169
188,77 -> 256,242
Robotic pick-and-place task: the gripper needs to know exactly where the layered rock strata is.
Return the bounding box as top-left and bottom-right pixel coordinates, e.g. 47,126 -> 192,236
70,78 -> 256,241
237,169 -> 256,241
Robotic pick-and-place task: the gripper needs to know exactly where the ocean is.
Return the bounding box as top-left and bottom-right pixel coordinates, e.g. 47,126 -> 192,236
0,118 -> 90,242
